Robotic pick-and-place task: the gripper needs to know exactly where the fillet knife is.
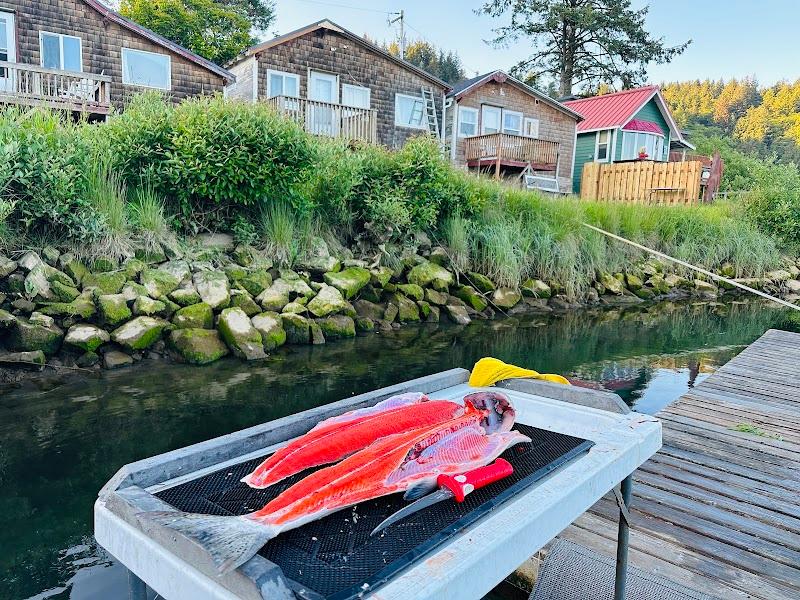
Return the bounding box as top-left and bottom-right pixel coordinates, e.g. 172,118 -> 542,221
370,458 -> 514,536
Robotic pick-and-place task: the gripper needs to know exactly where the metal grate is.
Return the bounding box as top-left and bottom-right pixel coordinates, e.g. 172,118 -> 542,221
156,424 -> 592,600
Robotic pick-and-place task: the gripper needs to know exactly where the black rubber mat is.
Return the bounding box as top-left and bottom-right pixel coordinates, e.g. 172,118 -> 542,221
156,424 -> 593,599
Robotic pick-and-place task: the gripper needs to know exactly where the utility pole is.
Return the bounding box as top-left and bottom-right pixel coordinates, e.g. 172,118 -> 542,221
389,10 -> 405,59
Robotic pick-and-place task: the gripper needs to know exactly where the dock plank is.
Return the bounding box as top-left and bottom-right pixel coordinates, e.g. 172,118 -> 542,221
559,329 -> 800,599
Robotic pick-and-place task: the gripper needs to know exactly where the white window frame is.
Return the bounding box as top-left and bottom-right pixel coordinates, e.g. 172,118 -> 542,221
620,130 -> 666,161
457,106 -> 478,138
341,83 -> 370,108
595,129 -> 611,162
395,93 -> 427,130
39,31 -> 83,72
523,117 -> 540,139
121,47 -> 171,90
502,109 -> 523,136
266,69 -> 300,99
481,105 -> 502,134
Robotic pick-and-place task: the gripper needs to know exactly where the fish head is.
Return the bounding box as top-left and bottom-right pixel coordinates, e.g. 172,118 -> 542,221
463,391 -> 515,433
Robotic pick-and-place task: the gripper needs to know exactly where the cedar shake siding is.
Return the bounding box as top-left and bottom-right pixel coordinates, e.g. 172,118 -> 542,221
225,21 -> 449,149
0,0 -> 232,112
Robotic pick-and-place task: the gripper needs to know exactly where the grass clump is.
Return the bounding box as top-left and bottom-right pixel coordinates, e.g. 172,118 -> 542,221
86,161 -> 131,261
259,201 -> 315,268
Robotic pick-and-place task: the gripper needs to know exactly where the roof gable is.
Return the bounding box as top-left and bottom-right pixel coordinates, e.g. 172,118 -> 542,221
448,70 -> 583,121
81,0 -> 234,83
235,19 -> 449,90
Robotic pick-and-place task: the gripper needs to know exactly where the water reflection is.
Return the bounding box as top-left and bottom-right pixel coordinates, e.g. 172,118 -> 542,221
1,299 -> 796,599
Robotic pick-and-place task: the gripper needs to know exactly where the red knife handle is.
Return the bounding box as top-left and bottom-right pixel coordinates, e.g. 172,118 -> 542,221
436,458 -> 514,502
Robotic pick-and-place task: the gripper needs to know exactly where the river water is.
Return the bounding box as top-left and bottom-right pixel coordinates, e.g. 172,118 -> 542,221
1,299 -> 797,600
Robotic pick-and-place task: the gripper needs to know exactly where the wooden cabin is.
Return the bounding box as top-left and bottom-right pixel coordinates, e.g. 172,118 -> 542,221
0,0 -> 234,119
563,86 -> 694,194
224,19 -> 449,148
443,71 -> 583,193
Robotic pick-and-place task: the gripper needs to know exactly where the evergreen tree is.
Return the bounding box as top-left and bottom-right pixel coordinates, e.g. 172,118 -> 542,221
386,40 -> 466,84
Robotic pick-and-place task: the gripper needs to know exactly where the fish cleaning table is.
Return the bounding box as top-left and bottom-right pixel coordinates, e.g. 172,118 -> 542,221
94,368 -> 661,600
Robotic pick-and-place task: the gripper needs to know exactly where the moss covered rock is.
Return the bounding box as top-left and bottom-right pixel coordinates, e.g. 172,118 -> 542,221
281,301 -> 307,315
370,266 -> 393,288
103,350 -> 133,369
218,307 -> 266,360
256,281 -> 291,312
39,297 -> 96,320
597,272 -> 625,295
521,279 -> 551,298
353,299 -> 384,321
281,313 -> 311,344
307,284 -> 348,317
444,304 -> 470,325
111,316 -> 168,351
96,294 -> 132,327
58,254 -> 88,284
397,283 -> 424,301
388,292 -> 420,322
0,309 -> 14,329
417,300 -> 431,318
407,261 -> 454,291
140,268 -> 180,299
492,287 -> 522,309
169,328 -> 230,365
0,255 -> 18,277
64,324 -> 110,353
169,287 -> 201,306
467,272 -> 495,293
229,291 -> 260,317
7,317 -> 64,355
133,295 -> 167,317
51,280 -> 81,302
83,271 -> 126,295
323,267 -> 371,299
121,281 -> 149,302
193,270 -> 231,309
454,286 -> 488,311
240,270 -> 273,297
122,257 -> 147,279
172,302 -> 213,329
251,312 -> 287,351
316,315 -> 356,339
424,288 -> 448,305
355,317 -> 374,332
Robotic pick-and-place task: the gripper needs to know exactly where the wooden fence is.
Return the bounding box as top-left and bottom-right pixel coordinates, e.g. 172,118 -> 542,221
580,160 -> 703,204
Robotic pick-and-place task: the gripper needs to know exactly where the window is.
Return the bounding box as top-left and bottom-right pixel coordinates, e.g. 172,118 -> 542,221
395,93 -> 426,129
502,110 -> 523,136
267,69 -> 299,98
342,84 -> 370,108
122,48 -> 170,90
40,32 -> 82,72
620,131 -> 666,161
595,130 -> 610,162
481,105 -> 501,134
457,106 -> 478,137
523,117 -> 540,138
0,11 -> 16,82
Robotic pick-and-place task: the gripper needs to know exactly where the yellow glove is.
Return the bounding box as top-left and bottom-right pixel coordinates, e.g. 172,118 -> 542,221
468,357 -> 570,387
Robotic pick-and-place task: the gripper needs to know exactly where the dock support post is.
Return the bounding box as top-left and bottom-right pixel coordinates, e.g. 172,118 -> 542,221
128,569 -> 148,600
613,474 -> 633,600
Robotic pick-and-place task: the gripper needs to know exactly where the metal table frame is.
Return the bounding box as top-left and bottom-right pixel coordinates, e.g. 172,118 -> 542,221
94,369 -> 660,600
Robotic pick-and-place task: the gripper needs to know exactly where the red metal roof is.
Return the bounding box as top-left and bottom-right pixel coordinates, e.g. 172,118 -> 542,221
623,119 -> 663,135
564,86 -> 659,132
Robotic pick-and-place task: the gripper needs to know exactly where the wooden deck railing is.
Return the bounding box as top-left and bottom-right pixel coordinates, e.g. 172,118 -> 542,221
464,133 -> 560,170
267,95 -> 378,144
0,61 -> 112,114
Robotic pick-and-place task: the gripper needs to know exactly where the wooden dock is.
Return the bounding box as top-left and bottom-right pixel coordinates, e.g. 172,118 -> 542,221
559,328 -> 800,599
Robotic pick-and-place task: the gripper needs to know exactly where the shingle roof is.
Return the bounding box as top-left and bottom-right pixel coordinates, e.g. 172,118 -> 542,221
81,0 -> 234,83
563,86 -> 659,132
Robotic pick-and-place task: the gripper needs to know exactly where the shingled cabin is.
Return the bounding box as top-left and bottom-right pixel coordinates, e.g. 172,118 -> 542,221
444,70 -> 583,193
224,19 -> 449,148
0,0 -> 234,119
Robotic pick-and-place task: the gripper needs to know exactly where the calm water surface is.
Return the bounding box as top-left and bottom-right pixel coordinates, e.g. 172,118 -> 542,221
1,299 -> 797,599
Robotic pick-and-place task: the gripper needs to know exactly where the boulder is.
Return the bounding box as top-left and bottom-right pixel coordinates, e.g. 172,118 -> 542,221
18,251 -> 43,271
194,232 -> 235,251
597,272 -> 625,295
316,315 -> 356,339
370,266 -> 394,288
232,244 -> 256,267
417,300 -> 431,318
453,286 -> 488,311
397,283 -> 424,301
310,322 -> 326,345
664,274 -> 690,289
383,303 -> 399,322
307,284 -> 348,317
428,247 -> 450,267
230,291 -> 261,317
407,261 -> 454,291
388,293 -> 420,322
492,287 -> 522,309
633,286 -> 656,300
353,299 -> 385,321
0,255 -> 18,277
83,271 -> 127,295
324,267 -> 371,299
426,305 -> 441,323
122,258 -> 146,279
0,350 -> 46,370
111,316 -> 168,351
256,281 -> 291,312
157,261 -> 192,285
140,269 -> 180,299
359,285 -> 382,303
121,281 -> 149,302
38,298 -> 96,320
24,265 -> 53,300
217,307 -> 266,360
96,294 -> 132,327
786,279 -> 800,293
625,273 -> 643,291
133,296 -> 167,317
104,350 -> 134,369
282,313 -> 311,345
172,302 -> 213,330
424,288 -> 448,305
224,264 -> 248,284
64,324 -> 110,353
355,317 -> 375,332
51,280 -> 80,302
467,272 -> 495,293
251,312 -> 287,351
240,270 -> 273,297
281,301 -> 308,315
766,269 -> 792,282
76,351 -> 100,367
169,328 -> 229,365
193,270 -> 230,309
169,287 -> 201,307
29,312 -> 55,328
0,309 -> 14,328
520,279 -> 551,299
4,272 -> 25,294
58,254 -> 88,284
7,317 -> 64,355
646,274 -> 672,295
444,304 -> 470,325
92,257 -> 117,273
12,298 -> 36,313
694,279 -> 718,295
296,237 -> 340,274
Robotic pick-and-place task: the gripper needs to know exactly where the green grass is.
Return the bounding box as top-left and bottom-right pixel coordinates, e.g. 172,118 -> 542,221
730,422 -> 783,440
439,213 -> 471,274
85,161 -> 131,260
129,183 -> 171,251
259,200 -> 315,268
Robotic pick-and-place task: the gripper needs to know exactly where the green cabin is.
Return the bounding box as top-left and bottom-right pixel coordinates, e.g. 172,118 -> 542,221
563,86 -> 693,194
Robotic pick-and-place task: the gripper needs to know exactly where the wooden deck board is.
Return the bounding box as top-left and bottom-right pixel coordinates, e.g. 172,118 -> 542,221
558,329 -> 800,599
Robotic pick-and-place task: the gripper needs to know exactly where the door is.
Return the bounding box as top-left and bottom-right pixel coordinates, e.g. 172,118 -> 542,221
481,105 -> 501,134
0,11 -> 16,93
308,71 -> 339,136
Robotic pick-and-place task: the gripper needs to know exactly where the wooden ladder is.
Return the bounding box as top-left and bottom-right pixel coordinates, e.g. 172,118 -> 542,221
420,87 -> 440,139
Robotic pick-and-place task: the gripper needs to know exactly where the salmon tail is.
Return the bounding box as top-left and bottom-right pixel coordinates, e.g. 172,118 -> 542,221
140,511 -> 276,574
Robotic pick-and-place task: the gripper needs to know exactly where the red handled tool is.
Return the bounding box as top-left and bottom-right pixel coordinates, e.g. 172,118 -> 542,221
369,458 -> 514,536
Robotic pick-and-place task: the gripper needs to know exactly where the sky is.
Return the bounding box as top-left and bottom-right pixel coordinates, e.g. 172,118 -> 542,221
272,0 -> 799,88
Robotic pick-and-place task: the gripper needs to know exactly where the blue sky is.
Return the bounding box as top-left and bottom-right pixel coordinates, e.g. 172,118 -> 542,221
272,0 -> 797,87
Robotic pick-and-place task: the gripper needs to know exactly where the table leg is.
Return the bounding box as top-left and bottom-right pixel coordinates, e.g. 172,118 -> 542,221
613,475 -> 633,600
128,568 -> 148,600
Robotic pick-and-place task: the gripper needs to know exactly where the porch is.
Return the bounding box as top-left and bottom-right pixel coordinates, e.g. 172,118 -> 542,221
267,95 -> 378,144
0,61 -> 112,116
464,132 -> 560,177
